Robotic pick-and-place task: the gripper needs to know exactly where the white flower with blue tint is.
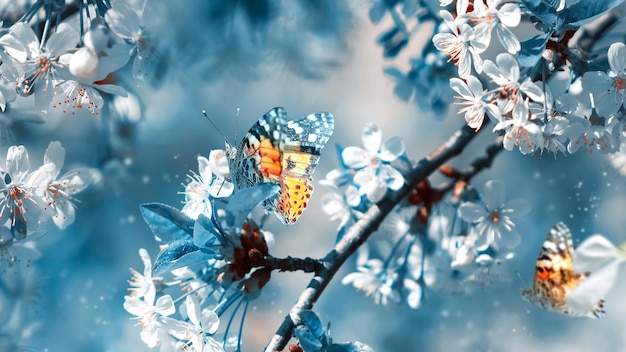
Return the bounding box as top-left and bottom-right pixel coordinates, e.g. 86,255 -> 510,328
471,0 -> 521,54
458,180 -> 530,250
582,42 -> 626,117
433,10 -> 487,78
450,75 -> 502,130
181,151 -> 234,220
341,123 -> 405,202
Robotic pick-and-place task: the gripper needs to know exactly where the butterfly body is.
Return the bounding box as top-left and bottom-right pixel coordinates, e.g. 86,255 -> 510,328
521,222 -> 605,318
226,107 -> 334,225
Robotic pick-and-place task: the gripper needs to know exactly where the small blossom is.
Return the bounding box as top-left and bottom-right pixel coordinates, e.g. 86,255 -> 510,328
494,99 -> 544,153
181,152 -> 234,220
0,22 -> 79,97
341,123 -> 405,202
433,10 -> 487,78
582,42 -> 626,118
450,75 -> 502,130
128,248 -> 160,300
471,0 -> 521,54
105,2 -> 161,82
458,180 -> 530,250
50,41 -> 130,116
482,53 -> 544,113
124,293 -> 177,348
38,141 -> 101,230
342,257 -> 400,306
0,145 -> 52,239
171,295 -> 224,352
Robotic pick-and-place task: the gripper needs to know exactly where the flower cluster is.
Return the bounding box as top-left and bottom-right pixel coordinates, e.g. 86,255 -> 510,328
0,1 -> 161,119
342,179 -> 527,306
321,123 -> 408,239
0,141 -> 100,266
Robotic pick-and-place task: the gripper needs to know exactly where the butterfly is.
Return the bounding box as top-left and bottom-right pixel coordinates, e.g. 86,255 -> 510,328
521,221 -> 605,318
225,107 -> 334,225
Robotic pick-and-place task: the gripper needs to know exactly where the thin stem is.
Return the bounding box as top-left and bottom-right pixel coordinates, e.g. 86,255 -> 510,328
265,123 -> 482,351
262,255 -> 324,274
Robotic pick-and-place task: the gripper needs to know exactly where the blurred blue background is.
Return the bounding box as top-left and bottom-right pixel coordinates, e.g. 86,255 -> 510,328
2,1 -> 626,351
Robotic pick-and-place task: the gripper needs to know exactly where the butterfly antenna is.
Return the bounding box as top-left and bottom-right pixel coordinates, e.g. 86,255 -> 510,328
202,110 -> 231,146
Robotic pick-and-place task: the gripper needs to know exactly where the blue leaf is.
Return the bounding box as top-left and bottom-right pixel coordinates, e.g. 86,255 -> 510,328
518,33 -> 551,67
521,0 -> 557,30
368,3 -> 386,24
295,327 -> 323,352
300,309 -> 324,340
140,203 -> 194,242
225,183 -> 280,225
152,239 -> 215,275
562,0 -> 626,28
193,215 -> 222,249
383,66 -> 405,80
328,342 -> 375,352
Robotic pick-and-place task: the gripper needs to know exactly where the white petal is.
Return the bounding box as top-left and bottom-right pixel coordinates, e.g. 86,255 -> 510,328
483,180 -> 506,211
497,3 -> 521,27
582,71 -> 612,93
105,6 -> 140,39
52,202 -> 76,229
608,42 -> 626,74
197,156 -> 213,184
380,137 -> 404,161
567,260 -> 620,318
44,141 -> 65,174
185,295 -> 202,327
139,248 -> 153,277
496,25 -> 521,54
6,145 -> 29,180
495,53 -> 519,82
341,146 -> 370,169
450,78 -> 472,97
572,235 -> 618,273
46,23 -> 80,55
458,202 -> 488,222
361,123 -> 382,154
155,295 -> 176,317
504,198 -> 531,218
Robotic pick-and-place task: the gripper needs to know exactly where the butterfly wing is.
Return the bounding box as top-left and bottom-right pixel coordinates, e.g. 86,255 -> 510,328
522,222 -> 605,317
270,112 -> 335,224
227,107 -> 287,190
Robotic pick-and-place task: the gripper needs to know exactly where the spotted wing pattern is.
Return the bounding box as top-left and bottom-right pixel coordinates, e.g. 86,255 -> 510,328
521,222 -> 605,318
226,107 -> 334,225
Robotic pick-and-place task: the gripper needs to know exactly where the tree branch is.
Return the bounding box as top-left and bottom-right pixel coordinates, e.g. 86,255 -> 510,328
264,124 -> 483,351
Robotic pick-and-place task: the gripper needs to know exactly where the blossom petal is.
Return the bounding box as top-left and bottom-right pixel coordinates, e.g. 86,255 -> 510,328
497,3 -> 521,27
483,180 -> 506,211
155,295 -> 176,317
608,42 -> 626,74
341,146 -> 370,169
44,141 -> 65,175
46,23 -> 80,55
6,145 -> 30,181
361,123 -> 382,154
105,5 -> 141,39
582,71 -> 612,93
504,198 -> 531,218
458,202 -> 488,222
572,235 -> 618,273
567,260 -> 620,318
380,137 -> 404,161
498,227 -> 520,248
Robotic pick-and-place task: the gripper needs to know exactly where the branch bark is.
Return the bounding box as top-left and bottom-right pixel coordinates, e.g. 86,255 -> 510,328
265,124 -> 483,351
